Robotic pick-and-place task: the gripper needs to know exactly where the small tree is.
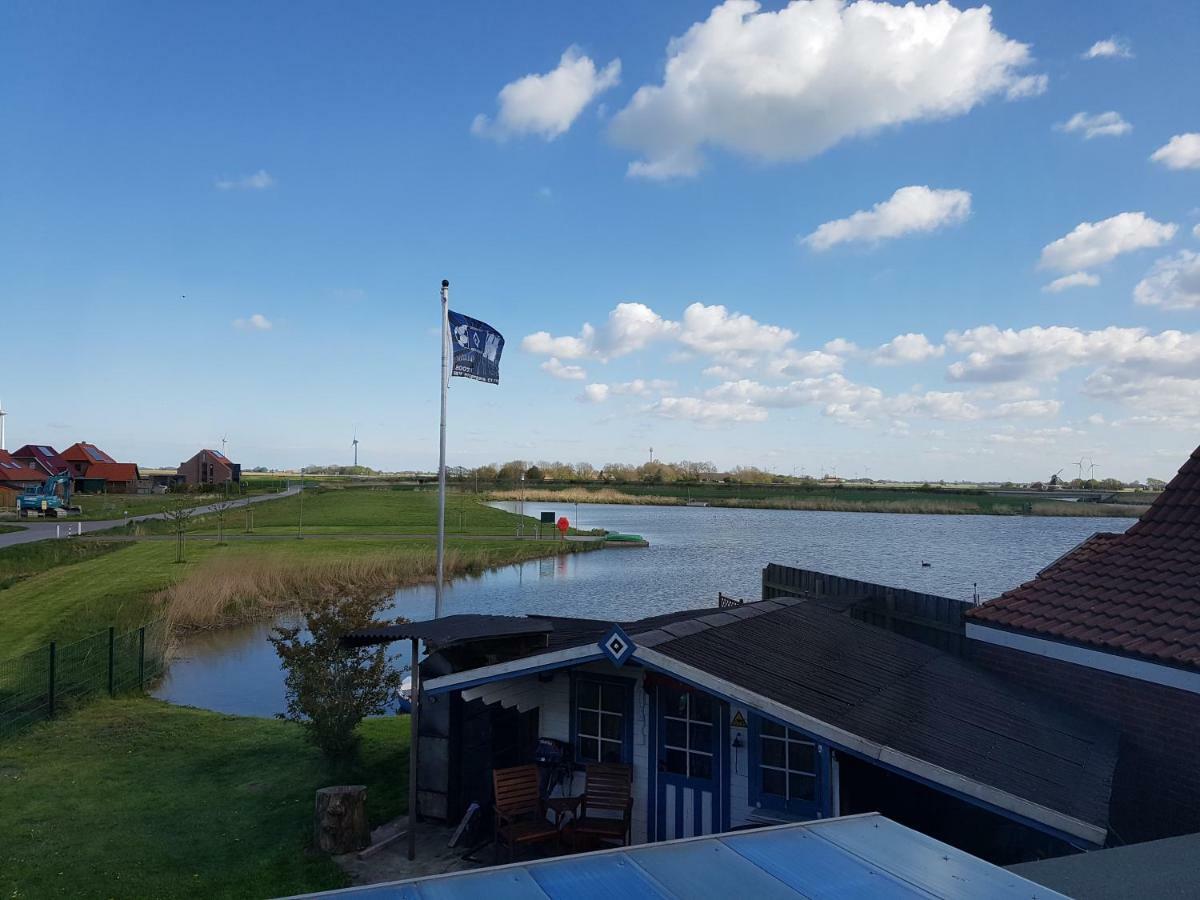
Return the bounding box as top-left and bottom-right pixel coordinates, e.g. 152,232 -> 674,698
164,500 -> 193,563
212,499 -> 234,545
270,592 -> 406,760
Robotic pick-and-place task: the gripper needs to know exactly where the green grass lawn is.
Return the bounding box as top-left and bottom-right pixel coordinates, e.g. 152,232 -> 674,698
71,484 -> 286,522
0,699 -> 407,899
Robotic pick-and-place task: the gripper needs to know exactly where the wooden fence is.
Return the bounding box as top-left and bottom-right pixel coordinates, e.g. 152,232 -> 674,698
761,563 -> 972,655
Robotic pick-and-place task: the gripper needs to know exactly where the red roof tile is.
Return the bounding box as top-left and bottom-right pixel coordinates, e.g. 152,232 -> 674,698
968,445 -> 1200,670
80,462 -> 140,482
61,442 -> 116,464
10,444 -> 69,477
0,450 -> 45,483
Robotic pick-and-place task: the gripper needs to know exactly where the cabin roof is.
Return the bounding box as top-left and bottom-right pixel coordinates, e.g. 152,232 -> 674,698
419,597 -> 1118,843
968,443 -> 1200,670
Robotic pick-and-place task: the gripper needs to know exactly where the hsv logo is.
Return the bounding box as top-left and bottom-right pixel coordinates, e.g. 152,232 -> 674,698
599,624 -> 635,667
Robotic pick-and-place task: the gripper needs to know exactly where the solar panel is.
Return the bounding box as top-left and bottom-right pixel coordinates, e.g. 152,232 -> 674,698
85,446 -> 107,462
39,446 -> 54,454
211,449 -> 225,459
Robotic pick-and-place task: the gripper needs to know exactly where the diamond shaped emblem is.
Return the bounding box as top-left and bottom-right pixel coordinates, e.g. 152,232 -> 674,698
599,624 -> 635,667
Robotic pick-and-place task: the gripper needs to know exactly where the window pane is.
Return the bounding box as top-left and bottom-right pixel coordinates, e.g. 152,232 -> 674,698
600,740 -> 623,763
761,737 -> 785,768
789,773 -> 816,802
578,681 -> 599,709
760,719 -> 786,738
600,713 -> 622,740
664,718 -> 687,748
579,738 -> 600,763
664,687 -> 688,717
579,710 -> 599,738
689,722 -> 713,753
664,748 -> 688,775
788,740 -> 816,774
691,693 -> 714,723
690,753 -> 712,780
762,768 -> 786,796
600,685 -> 624,713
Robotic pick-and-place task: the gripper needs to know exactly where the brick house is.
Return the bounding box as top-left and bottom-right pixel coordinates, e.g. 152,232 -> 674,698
966,443 -> 1200,843
11,444 -> 70,477
177,448 -> 240,486
59,442 -> 140,493
0,449 -> 44,495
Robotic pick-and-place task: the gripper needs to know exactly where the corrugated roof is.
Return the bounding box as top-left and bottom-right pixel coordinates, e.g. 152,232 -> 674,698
287,814 -> 1068,899
968,444 -> 1200,670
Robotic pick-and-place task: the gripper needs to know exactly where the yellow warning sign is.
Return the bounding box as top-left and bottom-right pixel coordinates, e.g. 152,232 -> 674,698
730,710 -> 748,729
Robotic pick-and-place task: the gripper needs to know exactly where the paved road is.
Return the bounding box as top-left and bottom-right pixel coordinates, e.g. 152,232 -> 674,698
0,487 -> 301,550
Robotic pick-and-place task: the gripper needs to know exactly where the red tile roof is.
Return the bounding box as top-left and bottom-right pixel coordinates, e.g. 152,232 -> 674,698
968,445 -> 1200,671
0,450 -> 44,483
61,442 -> 116,464
80,462 -> 140,483
11,444 -> 69,477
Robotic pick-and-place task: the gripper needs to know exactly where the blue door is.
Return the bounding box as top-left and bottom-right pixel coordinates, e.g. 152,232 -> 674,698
649,682 -> 728,841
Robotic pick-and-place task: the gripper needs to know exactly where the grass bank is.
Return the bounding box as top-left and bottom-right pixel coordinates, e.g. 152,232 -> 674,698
0,523 -> 23,535
489,486 -> 1148,518
0,698 -> 407,899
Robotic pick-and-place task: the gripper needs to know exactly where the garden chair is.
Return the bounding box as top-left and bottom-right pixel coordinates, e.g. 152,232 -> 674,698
568,762 -> 633,849
491,764 -> 560,862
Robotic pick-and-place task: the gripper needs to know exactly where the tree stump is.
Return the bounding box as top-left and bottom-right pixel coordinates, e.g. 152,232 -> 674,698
314,785 -> 370,854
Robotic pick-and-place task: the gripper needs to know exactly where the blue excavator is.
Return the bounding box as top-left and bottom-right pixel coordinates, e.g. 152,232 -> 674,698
18,471 -> 80,517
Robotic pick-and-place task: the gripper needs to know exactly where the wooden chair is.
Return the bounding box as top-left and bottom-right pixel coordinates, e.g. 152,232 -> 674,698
492,764 -> 560,862
569,763 -> 633,848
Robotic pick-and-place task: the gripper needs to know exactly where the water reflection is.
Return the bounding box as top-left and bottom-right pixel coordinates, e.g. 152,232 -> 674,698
155,502 -> 1133,717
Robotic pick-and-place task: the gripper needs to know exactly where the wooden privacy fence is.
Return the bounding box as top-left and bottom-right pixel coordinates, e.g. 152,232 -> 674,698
762,563 -> 972,655
0,619 -> 168,739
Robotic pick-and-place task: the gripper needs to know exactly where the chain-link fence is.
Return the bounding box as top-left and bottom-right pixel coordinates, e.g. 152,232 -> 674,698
0,619 -> 168,739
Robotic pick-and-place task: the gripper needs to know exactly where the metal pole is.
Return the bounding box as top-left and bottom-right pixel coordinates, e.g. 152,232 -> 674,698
138,626 -> 146,690
48,642 -> 56,718
436,280 -> 449,619
107,626 -> 115,697
408,637 -> 421,860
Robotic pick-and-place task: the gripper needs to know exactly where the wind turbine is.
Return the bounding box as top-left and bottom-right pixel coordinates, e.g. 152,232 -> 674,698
220,434 -> 229,456
352,429 -> 359,467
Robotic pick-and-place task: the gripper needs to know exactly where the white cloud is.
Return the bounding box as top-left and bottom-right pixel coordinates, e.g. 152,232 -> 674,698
610,0 -> 1045,179
1150,134 -> 1200,171
1055,111 -> 1131,140
1195,224 -> 1200,240
1082,37 -> 1133,60
824,338 -> 859,354
540,357 -> 587,380
472,46 -> 620,141
945,325 -> 1200,382
612,379 -> 675,395
993,399 -> 1061,418
648,397 -> 769,424
1134,251 -> 1200,310
1039,212 -> 1177,273
873,332 -> 944,365
521,327 -> 595,359
802,186 -> 971,251
677,303 -> 794,360
766,349 -> 845,378
579,383 -> 611,403
215,170 -> 275,191
233,313 -> 272,331
1043,272 -> 1101,293
1084,371 -> 1200,420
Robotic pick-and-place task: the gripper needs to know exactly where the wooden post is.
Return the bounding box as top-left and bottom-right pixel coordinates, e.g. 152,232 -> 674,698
107,626 -> 115,697
48,642 -> 56,718
408,637 -> 420,861
314,786 -> 370,853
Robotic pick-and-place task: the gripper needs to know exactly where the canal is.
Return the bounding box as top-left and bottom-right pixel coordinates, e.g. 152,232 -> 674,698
154,501 -> 1133,717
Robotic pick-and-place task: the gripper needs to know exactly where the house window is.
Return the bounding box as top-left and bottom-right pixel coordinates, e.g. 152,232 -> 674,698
661,687 -> 714,780
573,676 -> 631,764
752,717 -> 818,813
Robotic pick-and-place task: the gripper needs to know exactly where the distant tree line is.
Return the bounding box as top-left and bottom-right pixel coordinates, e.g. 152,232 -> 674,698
462,459 -> 793,485
300,465 -> 381,476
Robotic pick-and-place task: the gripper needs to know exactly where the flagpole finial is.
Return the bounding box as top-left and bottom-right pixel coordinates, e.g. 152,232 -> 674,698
441,279 -> 449,288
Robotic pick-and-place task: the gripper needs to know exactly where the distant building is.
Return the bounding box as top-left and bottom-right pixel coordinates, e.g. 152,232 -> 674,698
177,449 -> 240,486
0,450 -> 44,494
11,444 -> 70,477
967,440 -> 1200,843
59,442 -> 141,493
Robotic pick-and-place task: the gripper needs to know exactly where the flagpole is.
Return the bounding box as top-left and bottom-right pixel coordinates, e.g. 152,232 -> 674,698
436,279 -> 449,620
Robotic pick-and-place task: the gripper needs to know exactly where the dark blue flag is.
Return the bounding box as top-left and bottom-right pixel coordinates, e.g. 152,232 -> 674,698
448,311 -> 504,384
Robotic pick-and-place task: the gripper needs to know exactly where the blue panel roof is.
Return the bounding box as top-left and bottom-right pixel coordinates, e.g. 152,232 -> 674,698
287,814 -> 1067,900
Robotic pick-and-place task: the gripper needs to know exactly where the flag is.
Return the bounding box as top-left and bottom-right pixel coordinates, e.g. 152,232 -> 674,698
448,310 -> 504,384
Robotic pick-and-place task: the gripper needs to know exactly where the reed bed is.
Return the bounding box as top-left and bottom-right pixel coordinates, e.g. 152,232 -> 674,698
489,488 -> 686,506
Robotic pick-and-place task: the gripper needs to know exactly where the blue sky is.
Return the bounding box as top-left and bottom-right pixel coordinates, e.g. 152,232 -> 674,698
3,0 -> 1199,480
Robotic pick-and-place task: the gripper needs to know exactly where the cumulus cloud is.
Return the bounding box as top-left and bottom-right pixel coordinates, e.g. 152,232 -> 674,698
648,397 -> 769,424
1150,134 -> 1200,171
765,349 -> 845,378
1043,272 -> 1101,293
945,325 -> 1200,382
540,357 -> 587,380
802,186 -> 971,251
610,0 -> 1045,179
1038,212 -> 1177,273
215,170 -> 275,191
233,313 -> 272,331
521,302 -> 677,361
1134,251 -> 1200,310
873,332 -> 944,365
579,383 -> 611,403
1082,37 -> 1133,59
1084,371 -> 1200,422
1055,111 -> 1131,140
472,46 -> 620,140
677,303 -> 794,362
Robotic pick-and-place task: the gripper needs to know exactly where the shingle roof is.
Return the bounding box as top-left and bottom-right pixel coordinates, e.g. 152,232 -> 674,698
967,444 -> 1200,670
651,601 -> 1117,833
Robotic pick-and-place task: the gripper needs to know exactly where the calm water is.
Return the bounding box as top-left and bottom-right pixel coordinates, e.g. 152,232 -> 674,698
154,502 -> 1132,716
